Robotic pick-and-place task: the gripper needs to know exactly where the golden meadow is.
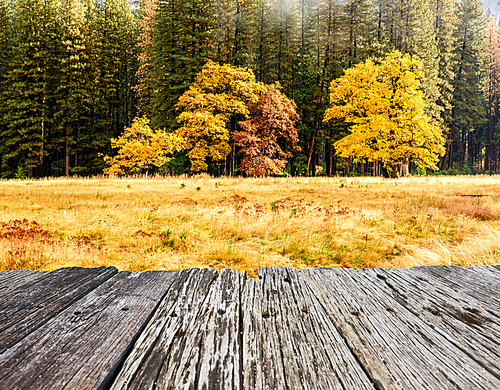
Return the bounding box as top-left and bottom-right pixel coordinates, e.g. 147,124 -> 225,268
1,175 -> 499,278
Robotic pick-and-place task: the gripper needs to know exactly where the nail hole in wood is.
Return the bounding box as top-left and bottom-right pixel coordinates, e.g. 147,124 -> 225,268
262,311 -> 270,319
170,312 -> 178,317
386,308 -> 395,313
376,274 -> 387,280
218,309 -> 225,315
351,311 -> 360,317
465,307 -> 481,315
284,277 -> 291,284
121,307 -> 129,311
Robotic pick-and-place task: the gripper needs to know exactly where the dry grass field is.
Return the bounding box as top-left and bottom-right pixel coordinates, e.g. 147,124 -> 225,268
1,175 -> 500,278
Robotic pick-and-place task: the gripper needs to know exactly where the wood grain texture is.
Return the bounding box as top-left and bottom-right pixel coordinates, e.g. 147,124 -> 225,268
1,266 -> 500,390
242,267 -> 375,390
0,270 -> 47,295
0,270 -> 177,390
301,267 -> 500,390
413,265 -> 500,312
0,266 -> 117,354
371,267 -> 500,379
110,268 -> 243,390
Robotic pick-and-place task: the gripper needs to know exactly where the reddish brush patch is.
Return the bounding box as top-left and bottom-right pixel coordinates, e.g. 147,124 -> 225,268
221,194 -> 249,206
0,219 -> 53,241
133,230 -> 153,238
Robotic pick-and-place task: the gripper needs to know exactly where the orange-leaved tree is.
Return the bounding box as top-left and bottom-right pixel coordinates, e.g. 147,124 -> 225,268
104,117 -> 186,175
234,83 -> 300,175
176,61 -> 265,172
324,51 -> 446,177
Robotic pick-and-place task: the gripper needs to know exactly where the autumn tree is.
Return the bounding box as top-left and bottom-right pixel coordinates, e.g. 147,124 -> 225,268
176,61 -> 264,173
104,117 -> 185,175
235,83 -> 300,175
324,51 -> 446,177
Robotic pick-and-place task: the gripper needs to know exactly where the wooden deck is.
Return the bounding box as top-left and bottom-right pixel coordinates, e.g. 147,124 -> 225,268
1,266 -> 500,389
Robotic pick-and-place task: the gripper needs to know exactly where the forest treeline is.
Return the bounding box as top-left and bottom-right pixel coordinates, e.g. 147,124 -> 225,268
0,0 -> 498,177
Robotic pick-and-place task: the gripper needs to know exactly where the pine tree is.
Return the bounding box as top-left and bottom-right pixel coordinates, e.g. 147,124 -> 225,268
407,0 -> 443,123
303,0 -> 344,176
0,0 -> 11,175
0,0 -> 9,86
54,0 -> 93,176
135,0 -> 156,118
485,14 -> 500,173
267,0 -> 297,91
442,0 -> 486,169
92,0 -> 137,159
253,0 -> 273,83
432,0 -> 457,124
152,0 -> 215,129
0,0 -> 57,177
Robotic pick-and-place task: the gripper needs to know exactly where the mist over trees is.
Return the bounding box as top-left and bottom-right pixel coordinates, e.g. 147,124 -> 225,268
0,0 -> 497,177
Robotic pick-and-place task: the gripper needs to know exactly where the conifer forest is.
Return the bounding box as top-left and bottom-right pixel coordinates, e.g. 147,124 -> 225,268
0,0 -> 498,178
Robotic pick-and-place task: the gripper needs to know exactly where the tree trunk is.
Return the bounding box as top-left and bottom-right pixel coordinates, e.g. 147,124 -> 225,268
65,127 -> 70,177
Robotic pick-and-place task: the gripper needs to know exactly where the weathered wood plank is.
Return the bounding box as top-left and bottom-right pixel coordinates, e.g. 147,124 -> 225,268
0,266 -> 117,353
110,268 -> 242,390
0,270 -> 177,390
0,270 -> 47,295
369,267 -> 500,379
469,265 -> 500,282
242,267 -> 375,390
301,267 -> 500,390
411,266 -> 500,312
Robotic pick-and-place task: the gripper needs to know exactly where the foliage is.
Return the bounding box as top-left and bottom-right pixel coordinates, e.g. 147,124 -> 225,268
104,117 -> 186,175
0,0 -> 55,177
0,0 -> 497,177
324,51 -> 446,174
152,0 -> 215,129
442,0 -> 486,170
176,61 -> 265,172
235,83 -> 300,175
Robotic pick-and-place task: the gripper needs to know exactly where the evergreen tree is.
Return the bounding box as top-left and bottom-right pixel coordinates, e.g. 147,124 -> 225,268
135,0 -> 156,118
55,0 -> 92,176
0,0 -> 9,87
152,0 -> 215,129
442,0 -> 486,169
0,0 -> 57,177
253,0 -> 273,83
0,0 -> 11,173
267,0 -> 297,91
407,0 -> 443,123
485,14 -> 500,173
92,0 -> 137,160
432,0 -> 457,124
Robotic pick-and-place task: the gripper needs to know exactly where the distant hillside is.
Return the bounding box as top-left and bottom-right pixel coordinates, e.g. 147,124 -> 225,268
483,0 -> 500,22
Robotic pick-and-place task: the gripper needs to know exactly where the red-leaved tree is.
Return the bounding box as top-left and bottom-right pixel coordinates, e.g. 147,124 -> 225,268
235,83 -> 300,175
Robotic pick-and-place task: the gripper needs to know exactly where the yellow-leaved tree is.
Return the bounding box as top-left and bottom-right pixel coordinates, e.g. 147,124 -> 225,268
176,61 -> 265,172
324,51 -> 446,177
104,117 -> 186,175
